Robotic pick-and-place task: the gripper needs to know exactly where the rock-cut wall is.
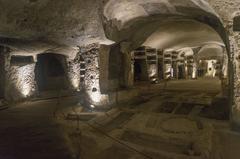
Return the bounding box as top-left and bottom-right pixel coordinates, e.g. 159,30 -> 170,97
206,0 -> 240,128
5,54 -> 37,101
79,43 -> 109,106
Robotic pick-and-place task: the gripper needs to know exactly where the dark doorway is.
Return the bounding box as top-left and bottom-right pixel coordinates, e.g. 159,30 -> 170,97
172,62 -> 178,79
35,53 -> 69,92
233,15 -> 240,31
158,62 -> 164,80
134,59 -> 148,82
178,65 -> 185,79
0,53 -> 4,98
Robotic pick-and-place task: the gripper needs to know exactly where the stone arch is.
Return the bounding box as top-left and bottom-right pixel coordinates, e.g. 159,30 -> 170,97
232,11 -> 240,19
102,0 -> 230,84
103,0 -> 231,90
102,0 -> 235,126
103,0 -> 230,52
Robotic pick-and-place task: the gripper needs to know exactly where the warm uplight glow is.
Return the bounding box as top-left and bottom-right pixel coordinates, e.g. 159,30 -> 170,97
192,68 -> 197,79
148,65 -> 157,78
192,63 -> 197,79
22,83 -> 31,97
207,60 -> 217,77
164,64 -> 172,79
72,78 -> 80,90
16,64 -> 35,97
87,82 -> 109,106
69,62 -> 81,90
88,91 -> 109,106
170,68 -> 174,78
91,91 -> 101,103
90,104 -> 95,108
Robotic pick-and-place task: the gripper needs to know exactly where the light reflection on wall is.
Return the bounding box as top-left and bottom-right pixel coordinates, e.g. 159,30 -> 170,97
192,63 -> 197,79
148,64 -> 158,81
68,62 -> 81,90
16,64 -> 36,97
86,80 -> 109,106
164,64 -> 172,79
81,44 -> 109,107
206,60 -> 217,77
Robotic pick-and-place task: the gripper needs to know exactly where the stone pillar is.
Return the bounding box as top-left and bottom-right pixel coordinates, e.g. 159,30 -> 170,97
192,61 -> 197,79
177,52 -> 185,79
119,42 -> 134,87
80,43 -> 109,107
230,35 -> 240,129
146,48 -> 158,83
184,58 -> 188,79
223,53 -> 228,79
99,44 -> 111,93
163,50 -> 172,79
172,51 -> 178,79
122,52 -> 134,87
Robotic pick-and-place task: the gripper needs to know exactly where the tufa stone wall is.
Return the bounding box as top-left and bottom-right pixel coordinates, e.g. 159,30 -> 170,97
5,54 -> 37,101
201,0 -> 240,128
67,59 -> 81,91
79,43 -> 109,106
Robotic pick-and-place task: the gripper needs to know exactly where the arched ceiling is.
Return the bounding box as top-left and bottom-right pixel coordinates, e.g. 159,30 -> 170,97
142,20 -> 224,50
103,0 -> 229,52
177,47 -> 194,56
197,44 -> 224,60
104,0 -> 218,29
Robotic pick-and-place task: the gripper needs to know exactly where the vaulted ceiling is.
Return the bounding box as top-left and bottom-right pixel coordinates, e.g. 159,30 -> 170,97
0,0 -> 228,57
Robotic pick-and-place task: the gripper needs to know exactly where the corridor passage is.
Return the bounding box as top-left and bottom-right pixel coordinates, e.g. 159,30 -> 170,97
0,0 -> 240,159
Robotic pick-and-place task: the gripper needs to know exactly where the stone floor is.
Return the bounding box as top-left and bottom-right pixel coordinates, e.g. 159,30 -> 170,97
0,97 -> 79,159
0,78 -> 236,159
58,78 -> 231,159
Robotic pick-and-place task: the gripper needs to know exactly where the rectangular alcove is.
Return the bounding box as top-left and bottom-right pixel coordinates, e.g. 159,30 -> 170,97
233,16 -> 240,31
10,55 -> 34,66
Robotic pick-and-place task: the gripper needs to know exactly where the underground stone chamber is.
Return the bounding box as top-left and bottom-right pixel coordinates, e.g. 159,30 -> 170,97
102,0 -> 232,126
0,0 -> 239,159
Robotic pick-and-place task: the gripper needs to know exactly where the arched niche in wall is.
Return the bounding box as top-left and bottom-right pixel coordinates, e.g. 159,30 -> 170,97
35,53 -> 69,92
10,55 -> 34,67
233,15 -> 240,32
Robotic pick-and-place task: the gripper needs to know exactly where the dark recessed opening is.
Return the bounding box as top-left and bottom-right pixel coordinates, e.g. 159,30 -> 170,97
92,87 -> 97,92
10,55 -> 34,66
233,16 -> 240,31
35,53 -> 69,92
134,59 -> 148,82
